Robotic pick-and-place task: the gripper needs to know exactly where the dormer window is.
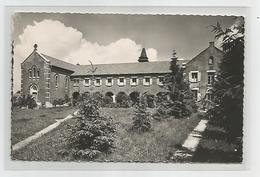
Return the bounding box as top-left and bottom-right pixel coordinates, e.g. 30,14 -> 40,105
209,56 -> 214,65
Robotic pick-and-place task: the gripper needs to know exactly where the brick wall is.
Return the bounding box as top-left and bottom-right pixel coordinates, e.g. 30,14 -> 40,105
70,73 -> 169,97
184,42 -> 224,100
21,52 -> 47,104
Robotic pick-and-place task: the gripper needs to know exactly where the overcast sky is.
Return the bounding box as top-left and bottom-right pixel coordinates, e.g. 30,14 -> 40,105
12,13 -> 237,92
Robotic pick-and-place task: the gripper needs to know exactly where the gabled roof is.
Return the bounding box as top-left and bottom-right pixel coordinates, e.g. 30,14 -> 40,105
41,54 -> 75,72
186,45 -> 224,65
71,61 -> 171,76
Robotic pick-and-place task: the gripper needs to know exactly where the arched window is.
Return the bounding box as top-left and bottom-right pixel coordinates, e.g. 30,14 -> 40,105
65,77 -> 69,88
29,70 -> 32,78
55,74 -> 59,88
209,56 -> 214,65
37,70 -> 40,78
33,67 -> 37,78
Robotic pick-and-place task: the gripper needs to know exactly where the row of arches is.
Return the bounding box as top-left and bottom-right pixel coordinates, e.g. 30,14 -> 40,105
72,91 -> 169,107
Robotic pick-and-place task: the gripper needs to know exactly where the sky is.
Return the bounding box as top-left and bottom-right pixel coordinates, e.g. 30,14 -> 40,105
12,13 -> 238,92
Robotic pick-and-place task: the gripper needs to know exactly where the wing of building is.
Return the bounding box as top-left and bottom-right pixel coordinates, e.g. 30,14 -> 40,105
184,42 -> 224,102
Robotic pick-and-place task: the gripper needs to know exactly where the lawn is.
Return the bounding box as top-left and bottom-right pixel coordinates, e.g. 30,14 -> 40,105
192,120 -> 243,163
12,108 -> 201,162
11,107 -> 76,145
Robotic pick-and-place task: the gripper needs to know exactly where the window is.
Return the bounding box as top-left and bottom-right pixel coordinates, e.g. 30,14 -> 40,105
192,73 -> 198,81
84,78 -> 91,86
37,70 -> 40,78
118,77 -> 126,86
55,75 -> 59,88
207,93 -> 213,101
33,67 -> 36,78
209,56 -> 214,65
95,78 -> 102,86
73,79 -> 79,87
143,76 -> 152,86
207,72 -> 215,85
157,76 -> 164,85
189,71 -> 200,82
106,77 -> 113,86
65,77 -> 69,88
191,89 -> 199,101
29,70 -> 32,78
130,77 -> 138,86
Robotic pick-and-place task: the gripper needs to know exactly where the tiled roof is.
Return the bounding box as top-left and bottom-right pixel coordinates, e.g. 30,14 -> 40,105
71,61 -> 171,76
177,59 -> 190,66
41,53 -> 75,71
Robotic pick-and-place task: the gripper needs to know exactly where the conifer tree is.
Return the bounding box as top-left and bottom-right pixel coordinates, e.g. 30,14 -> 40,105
155,50 -> 196,119
131,94 -> 151,132
208,20 -> 244,139
65,95 -> 116,160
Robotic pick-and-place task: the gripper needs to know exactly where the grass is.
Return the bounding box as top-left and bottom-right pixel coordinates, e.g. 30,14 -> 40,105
12,108 -> 201,162
11,106 -> 76,145
192,121 -> 243,163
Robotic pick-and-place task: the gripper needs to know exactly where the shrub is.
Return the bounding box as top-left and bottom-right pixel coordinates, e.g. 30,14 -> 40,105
103,95 -> 114,107
26,95 -> 37,109
64,94 -> 69,103
131,96 -> 151,132
116,93 -> 130,108
92,92 -> 104,107
52,98 -> 65,107
64,96 -> 116,160
12,94 -> 37,109
146,94 -> 155,108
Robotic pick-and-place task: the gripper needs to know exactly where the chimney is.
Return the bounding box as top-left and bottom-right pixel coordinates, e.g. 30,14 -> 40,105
138,48 -> 149,62
209,41 -> 214,48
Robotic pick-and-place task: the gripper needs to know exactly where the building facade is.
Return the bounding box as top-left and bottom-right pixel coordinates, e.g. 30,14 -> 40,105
21,45 -> 170,107
183,42 -> 224,102
20,42 -> 223,107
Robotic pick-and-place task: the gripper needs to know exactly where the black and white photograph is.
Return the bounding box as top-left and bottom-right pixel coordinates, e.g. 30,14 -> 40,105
10,12 -> 244,163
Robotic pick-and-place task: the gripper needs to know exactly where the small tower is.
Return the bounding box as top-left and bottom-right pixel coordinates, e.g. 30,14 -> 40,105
138,48 -> 149,62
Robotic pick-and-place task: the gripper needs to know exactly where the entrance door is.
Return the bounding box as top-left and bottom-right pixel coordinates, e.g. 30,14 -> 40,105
29,85 -> 38,101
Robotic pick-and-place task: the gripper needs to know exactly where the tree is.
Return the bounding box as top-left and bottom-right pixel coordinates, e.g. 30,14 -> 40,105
131,95 -> 151,132
208,20 -> 244,139
155,51 -> 196,119
64,96 -> 116,160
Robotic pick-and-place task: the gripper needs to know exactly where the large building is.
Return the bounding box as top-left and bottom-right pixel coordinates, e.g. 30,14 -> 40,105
20,42 -> 223,107
184,42 -> 224,102
21,45 -> 171,107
